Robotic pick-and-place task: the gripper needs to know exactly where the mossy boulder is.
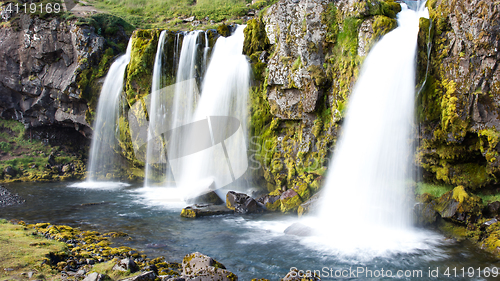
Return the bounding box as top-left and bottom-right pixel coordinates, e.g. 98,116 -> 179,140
226,191 -> 263,214
181,252 -> 237,281
180,204 -> 234,218
434,186 -> 482,224
280,189 -> 302,213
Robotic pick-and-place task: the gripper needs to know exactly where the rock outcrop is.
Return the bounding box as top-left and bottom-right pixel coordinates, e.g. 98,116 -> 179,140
0,11 -> 129,144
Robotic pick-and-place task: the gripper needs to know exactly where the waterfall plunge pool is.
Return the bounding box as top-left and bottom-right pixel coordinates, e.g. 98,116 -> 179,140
1,181 -> 499,280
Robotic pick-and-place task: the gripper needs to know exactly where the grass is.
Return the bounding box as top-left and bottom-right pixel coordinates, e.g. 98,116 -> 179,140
0,220 -> 66,280
0,118 -> 85,182
88,0 -> 276,29
416,182 -> 453,198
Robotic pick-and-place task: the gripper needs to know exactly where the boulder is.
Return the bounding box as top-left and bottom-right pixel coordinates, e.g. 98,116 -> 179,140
484,201 -> 500,217
280,189 -> 302,213
413,202 -> 439,226
181,252 -> 237,281
435,186 -> 482,224
226,191 -> 263,214
284,223 -> 314,237
112,258 -> 139,273
297,193 -> 320,217
184,181 -> 224,205
180,204 -> 233,218
118,271 -> 156,281
257,193 -> 281,211
3,166 -> 16,177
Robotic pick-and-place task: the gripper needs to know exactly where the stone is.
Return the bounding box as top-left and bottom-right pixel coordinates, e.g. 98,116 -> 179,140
3,166 -> 16,177
284,222 -> 314,237
257,193 -> 281,211
280,189 -> 302,213
484,201 -> 500,217
182,252 -> 225,276
482,218 -> 498,228
62,164 -> 72,173
183,16 -> 195,22
413,202 -> 439,226
297,193 -> 320,217
0,185 -> 25,207
181,252 -> 236,281
112,258 -> 139,273
434,186 -> 482,224
226,191 -> 263,214
118,271 -> 156,281
185,189 -> 223,205
82,272 -> 106,281
48,153 -> 56,166
180,204 -> 233,218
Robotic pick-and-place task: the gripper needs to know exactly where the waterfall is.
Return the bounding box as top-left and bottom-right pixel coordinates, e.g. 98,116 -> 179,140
171,26 -> 250,199
86,39 -> 132,182
144,30 -> 168,187
310,3 -> 429,252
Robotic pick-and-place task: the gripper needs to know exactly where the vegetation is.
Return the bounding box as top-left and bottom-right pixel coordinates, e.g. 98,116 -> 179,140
88,0 -> 277,29
0,119 -> 86,182
0,219 -> 66,280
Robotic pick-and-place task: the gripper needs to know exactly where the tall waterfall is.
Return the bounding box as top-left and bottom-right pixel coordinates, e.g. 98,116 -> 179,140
172,26 -> 250,199
311,3 -> 429,252
86,39 -> 132,182
144,30 -> 168,187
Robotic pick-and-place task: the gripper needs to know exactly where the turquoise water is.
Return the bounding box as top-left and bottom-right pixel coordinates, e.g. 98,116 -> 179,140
1,181 -> 499,280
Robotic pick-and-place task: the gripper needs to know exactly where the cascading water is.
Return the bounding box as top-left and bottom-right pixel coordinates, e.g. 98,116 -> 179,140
144,30 -> 168,187
165,31 -> 203,187
305,2 -> 429,254
171,26 -> 250,200
84,39 -> 132,186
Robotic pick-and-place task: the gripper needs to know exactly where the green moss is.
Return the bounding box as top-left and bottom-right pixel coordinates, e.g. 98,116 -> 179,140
372,15 -> 397,40
291,56 -> 302,72
243,18 -> 270,56
280,193 -> 302,213
217,24 -> 230,37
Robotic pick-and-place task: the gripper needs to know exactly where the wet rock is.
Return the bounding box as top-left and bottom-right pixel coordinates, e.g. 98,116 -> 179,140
180,204 -> 234,218
0,185 -> 25,207
118,271 -> 156,281
82,272 -> 106,281
185,191 -> 223,205
226,191 -> 263,214
280,189 -> 302,213
257,193 -> 281,211
482,218 -> 498,228
284,223 -> 314,237
297,193 -> 320,217
181,252 -> 236,281
484,201 -> 500,217
414,202 -> 439,226
435,186 -> 482,224
112,258 -> 139,273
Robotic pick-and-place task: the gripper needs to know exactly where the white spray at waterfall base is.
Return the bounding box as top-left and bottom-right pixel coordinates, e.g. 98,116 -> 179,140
300,3 -> 431,255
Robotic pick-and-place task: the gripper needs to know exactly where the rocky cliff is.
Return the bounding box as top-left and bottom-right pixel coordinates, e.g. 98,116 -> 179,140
0,9 -> 129,145
417,0 -> 500,189
245,0 -> 402,212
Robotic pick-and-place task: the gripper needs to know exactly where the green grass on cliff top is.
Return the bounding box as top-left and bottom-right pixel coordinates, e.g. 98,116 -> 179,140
88,0 -> 272,29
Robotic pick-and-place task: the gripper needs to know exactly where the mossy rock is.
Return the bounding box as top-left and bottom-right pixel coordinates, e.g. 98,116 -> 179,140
434,186 -> 482,224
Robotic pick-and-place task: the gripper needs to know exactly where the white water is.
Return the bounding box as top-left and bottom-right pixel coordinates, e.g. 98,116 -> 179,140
171,26 -> 251,200
305,3 -> 430,254
144,30 -> 169,187
86,39 -> 132,182
165,31 -> 203,187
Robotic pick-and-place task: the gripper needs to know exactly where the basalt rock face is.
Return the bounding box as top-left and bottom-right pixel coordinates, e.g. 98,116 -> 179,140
0,11 -> 130,147
246,0 -> 400,212
417,0 -> 500,190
